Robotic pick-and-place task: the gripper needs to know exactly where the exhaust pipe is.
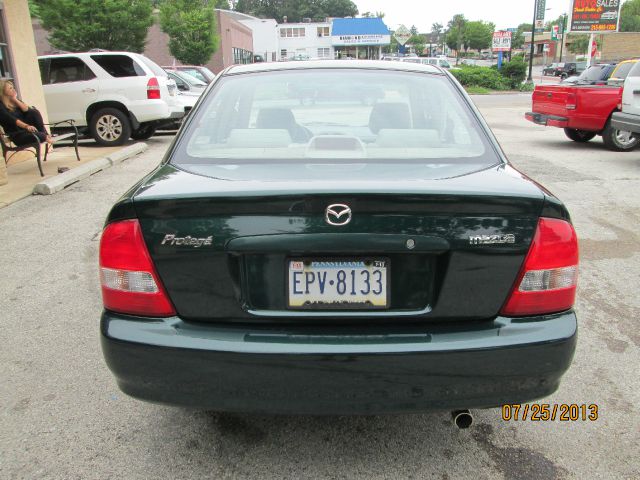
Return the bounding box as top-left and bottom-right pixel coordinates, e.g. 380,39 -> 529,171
451,409 -> 473,429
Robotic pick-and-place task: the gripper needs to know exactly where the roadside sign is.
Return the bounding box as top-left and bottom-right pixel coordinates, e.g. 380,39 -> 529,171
393,25 -> 411,46
492,31 -> 512,51
569,0 -> 622,33
551,25 -> 559,40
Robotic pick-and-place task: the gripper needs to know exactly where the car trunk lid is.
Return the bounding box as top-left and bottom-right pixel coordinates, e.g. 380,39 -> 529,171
127,164 -> 546,323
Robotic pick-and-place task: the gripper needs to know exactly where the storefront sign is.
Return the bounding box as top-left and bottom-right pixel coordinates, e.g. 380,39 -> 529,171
332,34 -> 391,46
569,0 -> 622,32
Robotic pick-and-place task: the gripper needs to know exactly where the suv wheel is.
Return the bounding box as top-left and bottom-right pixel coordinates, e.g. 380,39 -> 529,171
602,119 -> 640,152
90,108 -> 131,146
564,128 -> 596,142
131,124 -> 157,140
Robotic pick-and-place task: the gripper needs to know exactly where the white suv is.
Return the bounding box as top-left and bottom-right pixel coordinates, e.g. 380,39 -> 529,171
38,51 -> 184,145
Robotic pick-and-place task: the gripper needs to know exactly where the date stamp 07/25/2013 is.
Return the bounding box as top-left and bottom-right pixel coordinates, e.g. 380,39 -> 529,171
501,404 -> 599,422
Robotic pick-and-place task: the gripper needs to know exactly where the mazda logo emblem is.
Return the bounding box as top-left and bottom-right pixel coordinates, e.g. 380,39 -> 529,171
325,204 -> 352,226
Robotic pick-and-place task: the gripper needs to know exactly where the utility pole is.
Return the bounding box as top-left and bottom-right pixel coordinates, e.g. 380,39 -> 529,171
527,0 -> 537,82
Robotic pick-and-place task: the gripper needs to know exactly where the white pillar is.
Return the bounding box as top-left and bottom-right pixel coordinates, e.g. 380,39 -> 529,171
586,33 -> 594,68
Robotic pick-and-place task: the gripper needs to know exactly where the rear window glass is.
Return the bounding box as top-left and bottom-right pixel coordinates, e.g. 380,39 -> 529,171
629,61 -> 640,78
611,62 -> 636,80
580,65 -> 607,81
137,55 -> 167,77
91,54 -> 145,77
171,69 -> 500,178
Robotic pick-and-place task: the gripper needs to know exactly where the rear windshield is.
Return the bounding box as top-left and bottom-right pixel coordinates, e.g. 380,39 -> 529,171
91,55 -> 145,77
611,62 -> 636,80
580,65 -> 607,81
171,69 -> 500,176
137,55 -> 168,77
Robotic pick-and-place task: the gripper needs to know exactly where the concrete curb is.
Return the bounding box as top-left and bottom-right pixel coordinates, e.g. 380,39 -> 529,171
33,142 -> 149,195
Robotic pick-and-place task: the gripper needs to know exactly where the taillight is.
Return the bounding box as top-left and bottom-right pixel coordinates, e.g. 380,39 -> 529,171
99,219 -> 175,317
500,218 -> 579,317
566,92 -> 577,110
147,77 -> 161,100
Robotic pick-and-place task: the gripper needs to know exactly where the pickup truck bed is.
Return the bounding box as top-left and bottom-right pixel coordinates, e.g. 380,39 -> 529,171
525,84 -> 639,152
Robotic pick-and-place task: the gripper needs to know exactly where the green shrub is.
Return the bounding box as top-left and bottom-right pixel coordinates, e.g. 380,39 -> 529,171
500,57 -> 527,89
450,65 -> 510,90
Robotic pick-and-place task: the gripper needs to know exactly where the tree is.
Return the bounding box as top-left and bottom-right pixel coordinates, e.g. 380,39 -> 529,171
214,0 -> 230,9
464,21 -> 494,54
237,0 -> 357,23
511,23 -> 531,50
408,34 -> 425,56
160,0 -> 218,65
566,34 -> 600,54
446,14 -> 467,62
37,0 -> 153,52
410,25 -> 418,36
620,0 -> 640,32
431,22 -> 444,55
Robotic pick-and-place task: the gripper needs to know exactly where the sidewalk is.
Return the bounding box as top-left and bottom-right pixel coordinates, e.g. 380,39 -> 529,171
0,140 -> 147,208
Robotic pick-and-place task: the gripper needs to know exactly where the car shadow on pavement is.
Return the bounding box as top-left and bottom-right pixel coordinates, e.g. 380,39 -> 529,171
137,407 -> 567,479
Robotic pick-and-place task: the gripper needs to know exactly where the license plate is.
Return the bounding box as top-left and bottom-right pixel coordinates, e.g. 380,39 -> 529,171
288,259 -> 388,309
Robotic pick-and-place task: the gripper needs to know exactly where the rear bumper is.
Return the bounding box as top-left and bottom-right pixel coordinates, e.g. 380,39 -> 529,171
525,112 -> 570,128
101,311 -> 577,414
611,111 -> 640,134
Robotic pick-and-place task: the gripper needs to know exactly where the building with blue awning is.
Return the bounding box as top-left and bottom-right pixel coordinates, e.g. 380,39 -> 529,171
331,17 -> 391,60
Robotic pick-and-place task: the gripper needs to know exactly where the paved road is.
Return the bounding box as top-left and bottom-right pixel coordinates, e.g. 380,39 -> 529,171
1,96 -> 638,479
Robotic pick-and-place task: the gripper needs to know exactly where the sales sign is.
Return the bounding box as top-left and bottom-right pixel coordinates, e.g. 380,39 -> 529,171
569,0 -> 622,32
492,31 -> 512,51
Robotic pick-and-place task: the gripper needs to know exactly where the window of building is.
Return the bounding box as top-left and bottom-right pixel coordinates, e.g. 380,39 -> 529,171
317,48 -> 331,58
233,48 -> 253,65
280,49 -> 287,60
280,27 -> 306,38
317,26 -> 330,37
0,10 -> 14,80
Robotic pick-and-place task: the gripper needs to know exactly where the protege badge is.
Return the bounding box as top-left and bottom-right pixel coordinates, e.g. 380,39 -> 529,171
161,234 -> 213,248
469,234 -> 516,245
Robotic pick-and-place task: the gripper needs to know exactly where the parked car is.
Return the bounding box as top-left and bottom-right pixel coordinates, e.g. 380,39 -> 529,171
612,61 -> 640,134
163,65 -> 216,84
555,62 -> 587,79
525,83 -> 639,151
607,59 -> 639,86
99,60 -> 578,416
543,63 -> 559,76
165,69 -> 207,97
39,51 -> 184,145
560,63 -> 617,85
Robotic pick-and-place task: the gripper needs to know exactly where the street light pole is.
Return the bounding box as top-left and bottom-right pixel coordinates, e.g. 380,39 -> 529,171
558,13 -> 567,63
527,0 -> 537,82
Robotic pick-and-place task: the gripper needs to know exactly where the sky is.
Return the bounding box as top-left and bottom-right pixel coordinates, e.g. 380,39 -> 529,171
354,0 -> 575,32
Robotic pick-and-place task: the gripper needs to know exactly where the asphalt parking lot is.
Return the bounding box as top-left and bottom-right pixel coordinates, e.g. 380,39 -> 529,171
0,93 -> 638,479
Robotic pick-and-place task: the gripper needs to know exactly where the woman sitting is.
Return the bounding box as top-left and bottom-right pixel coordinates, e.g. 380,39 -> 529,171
0,79 -> 53,150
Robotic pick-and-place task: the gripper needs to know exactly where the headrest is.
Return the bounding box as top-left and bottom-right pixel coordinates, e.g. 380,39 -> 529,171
369,103 -> 411,133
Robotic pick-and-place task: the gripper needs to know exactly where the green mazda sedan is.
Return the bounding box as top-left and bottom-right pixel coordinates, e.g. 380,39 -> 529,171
99,61 -> 578,417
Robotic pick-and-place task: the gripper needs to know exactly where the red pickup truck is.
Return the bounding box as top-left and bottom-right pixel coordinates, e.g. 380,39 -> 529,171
525,84 -> 639,152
